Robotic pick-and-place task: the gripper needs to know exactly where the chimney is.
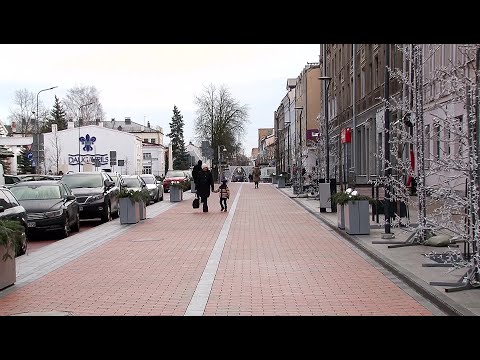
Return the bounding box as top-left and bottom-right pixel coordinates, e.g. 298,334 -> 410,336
68,120 -> 74,129
125,117 -> 131,125
147,121 -> 151,128
52,124 -> 57,133
11,121 -> 16,133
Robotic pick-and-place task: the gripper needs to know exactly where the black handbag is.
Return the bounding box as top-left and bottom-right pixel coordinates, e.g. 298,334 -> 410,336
192,197 -> 200,209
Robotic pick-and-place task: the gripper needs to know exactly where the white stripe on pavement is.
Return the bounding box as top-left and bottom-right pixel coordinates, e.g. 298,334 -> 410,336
184,183 -> 243,316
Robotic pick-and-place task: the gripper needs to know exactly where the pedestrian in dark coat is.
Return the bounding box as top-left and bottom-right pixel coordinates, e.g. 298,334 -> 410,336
252,166 -> 261,189
196,163 -> 215,212
192,160 -> 202,195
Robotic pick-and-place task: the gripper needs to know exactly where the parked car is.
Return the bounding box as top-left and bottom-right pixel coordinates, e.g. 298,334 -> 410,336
0,186 -> 28,256
122,175 -> 148,193
10,180 -> 80,239
140,174 -> 164,203
109,173 -> 126,190
61,171 -> 119,222
162,170 -> 189,193
3,174 -> 57,188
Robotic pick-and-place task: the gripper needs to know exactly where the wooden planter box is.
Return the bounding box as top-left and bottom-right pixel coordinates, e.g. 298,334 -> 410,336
272,176 -> 278,184
139,200 -> 147,220
119,198 -> 140,224
170,186 -> 183,202
277,176 -> 286,188
0,245 -> 16,291
344,200 -> 370,235
190,181 -> 196,193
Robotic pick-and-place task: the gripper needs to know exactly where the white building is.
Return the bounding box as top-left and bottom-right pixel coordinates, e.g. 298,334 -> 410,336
43,122 -> 143,175
142,143 -> 166,178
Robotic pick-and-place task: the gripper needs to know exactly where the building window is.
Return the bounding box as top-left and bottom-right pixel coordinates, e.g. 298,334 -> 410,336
150,138 -> 156,144
435,124 -> 441,160
424,124 -> 430,169
143,166 -> 152,174
360,67 -> 366,98
143,152 -> 151,160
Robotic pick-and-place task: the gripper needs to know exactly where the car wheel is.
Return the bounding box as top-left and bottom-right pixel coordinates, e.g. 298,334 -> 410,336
60,216 -> 70,239
101,202 -> 112,223
72,212 -> 80,232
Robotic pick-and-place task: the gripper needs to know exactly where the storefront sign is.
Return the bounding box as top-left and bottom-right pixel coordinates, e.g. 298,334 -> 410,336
68,154 -> 109,165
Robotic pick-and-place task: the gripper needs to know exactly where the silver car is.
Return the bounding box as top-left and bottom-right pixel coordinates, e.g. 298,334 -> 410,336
140,174 -> 164,203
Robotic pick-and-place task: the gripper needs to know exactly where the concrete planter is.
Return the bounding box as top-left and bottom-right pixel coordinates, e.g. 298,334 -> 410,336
119,198 -> 140,224
139,200 -> 147,220
337,204 -> 345,230
272,176 -> 278,184
191,181 -> 196,193
344,200 -> 370,235
170,186 -> 183,202
277,176 -> 286,188
0,245 -> 16,291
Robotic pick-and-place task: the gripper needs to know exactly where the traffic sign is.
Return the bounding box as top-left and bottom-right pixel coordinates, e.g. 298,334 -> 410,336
32,160 -> 36,167
27,152 -> 33,160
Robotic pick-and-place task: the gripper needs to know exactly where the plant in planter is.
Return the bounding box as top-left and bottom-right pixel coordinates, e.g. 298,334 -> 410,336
132,189 -> 150,220
330,188 -> 372,232
169,181 -> 184,202
118,188 -> 140,224
0,219 -> 26,290
0,219 -> 26,261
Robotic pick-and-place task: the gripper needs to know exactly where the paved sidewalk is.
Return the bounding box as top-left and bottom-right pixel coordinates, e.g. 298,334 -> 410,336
279,186 -> 479,316
0,182 -> 473,316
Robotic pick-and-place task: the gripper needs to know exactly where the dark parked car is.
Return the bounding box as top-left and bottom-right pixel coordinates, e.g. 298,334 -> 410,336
122,175 -> 148,193
0,186 -> 28,256
162,170 -> 189,193
140,174 -> 164,203
3,174 -> 57,188
61,172 -> 120,222
10,180 -> 80,239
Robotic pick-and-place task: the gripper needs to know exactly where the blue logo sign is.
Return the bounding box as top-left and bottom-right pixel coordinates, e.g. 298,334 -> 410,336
79,134 -> 96,152
27,152 -> 33,160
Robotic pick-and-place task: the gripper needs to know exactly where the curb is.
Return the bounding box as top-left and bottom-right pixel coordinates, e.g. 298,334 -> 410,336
282,190 -> 476,316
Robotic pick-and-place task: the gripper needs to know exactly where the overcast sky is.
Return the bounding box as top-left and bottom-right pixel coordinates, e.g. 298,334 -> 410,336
0,44 -> 320,154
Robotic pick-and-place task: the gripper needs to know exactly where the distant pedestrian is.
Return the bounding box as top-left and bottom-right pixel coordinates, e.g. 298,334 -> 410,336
58,170 -> 64,176
252,166 -> 261,189
196,163 -> 214,212
216,178 -> 230,212
47,170 -> 53,175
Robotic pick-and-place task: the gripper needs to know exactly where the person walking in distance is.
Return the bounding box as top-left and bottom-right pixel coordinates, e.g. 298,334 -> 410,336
252,165 -> 261,189
196,163 -> 214,212
216,178 -> 230,212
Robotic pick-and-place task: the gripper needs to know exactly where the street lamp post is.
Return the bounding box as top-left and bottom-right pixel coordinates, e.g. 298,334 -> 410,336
217,145 -> 227,183
78,102 -> 94,172
318,76 -> 332,183
35,86 -> 58,173
294,107 -> 304,193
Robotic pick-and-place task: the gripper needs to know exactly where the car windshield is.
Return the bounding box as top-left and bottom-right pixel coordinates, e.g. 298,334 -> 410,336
124,178 -> 141,188
61,174 -> 103,188
141,177 -> 154,184
11,185 -> 61,200
166,171 -> 186,178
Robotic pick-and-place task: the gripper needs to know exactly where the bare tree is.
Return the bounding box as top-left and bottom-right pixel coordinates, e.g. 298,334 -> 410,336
45,130 -> 62,175
62,85 -> 105,125
194,84 -> 249,168
8,89 -> 48,134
